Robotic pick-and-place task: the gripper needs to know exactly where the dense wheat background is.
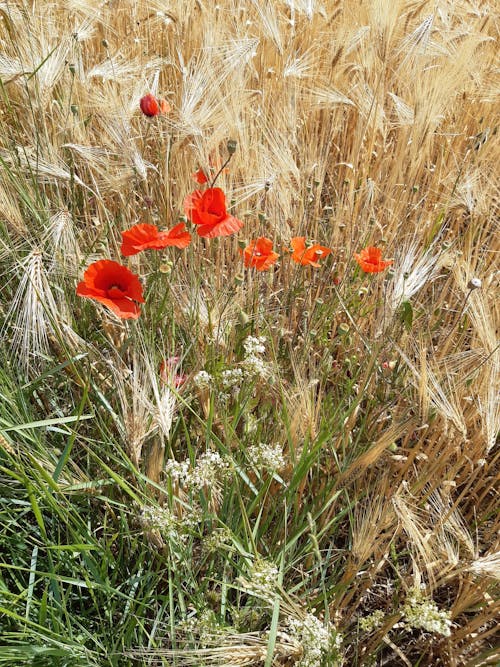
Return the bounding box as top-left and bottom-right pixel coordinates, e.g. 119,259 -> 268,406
0,1 -> 498,665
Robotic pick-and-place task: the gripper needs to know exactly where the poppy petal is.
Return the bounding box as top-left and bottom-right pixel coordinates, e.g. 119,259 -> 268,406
196,215 -> 243,238
97,296 -> 142,319
203,187 -> 227,215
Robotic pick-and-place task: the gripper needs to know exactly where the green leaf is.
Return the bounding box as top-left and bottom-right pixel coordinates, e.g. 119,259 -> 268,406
400,300 -> 413,331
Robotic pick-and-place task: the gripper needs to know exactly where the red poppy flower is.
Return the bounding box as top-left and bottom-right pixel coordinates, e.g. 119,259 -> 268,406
183,187 -> 243,238
121,222 -> 191,256
76,260 -> 144,319
140,93 -> 170,117
193,168 -> 209,184
354,246 -> 393,273
241,237 -> 279,271
290,237 -> 332,267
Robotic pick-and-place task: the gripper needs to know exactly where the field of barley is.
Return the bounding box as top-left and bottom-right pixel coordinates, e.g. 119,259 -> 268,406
0,0 -> 498,665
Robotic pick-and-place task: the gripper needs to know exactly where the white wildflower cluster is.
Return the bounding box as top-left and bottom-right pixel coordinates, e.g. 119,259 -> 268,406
190,451 -> 230,490
177,609 -> 226,645
242,335 -> 269,379
204,526 -> 234,554
247,442 -> 285,471
403,590 -> 452,637
359,609 -> 385,632
165,451 -> 231,492
219,368 -> 245,402
138,505 -> 185,542
221,368 -> 244,388
240,559 -> 279,604
243,335 -> 267,356
164,458 -> 190,483
287,614 -> 343,667
193,370 -> 212,388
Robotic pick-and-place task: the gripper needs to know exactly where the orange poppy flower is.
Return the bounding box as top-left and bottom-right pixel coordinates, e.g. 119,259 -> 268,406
354,246 -> 393,273
183,187 -> 243,238
140,93 -> 170,117
121,222 -> 191,256
193,168 -> 209,184
241,237 -> 279,271
76,260 -> 144,319
290,237 -> 332,267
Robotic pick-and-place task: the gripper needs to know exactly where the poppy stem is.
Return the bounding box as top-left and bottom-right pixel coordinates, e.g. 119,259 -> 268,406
210,154 -> 233,189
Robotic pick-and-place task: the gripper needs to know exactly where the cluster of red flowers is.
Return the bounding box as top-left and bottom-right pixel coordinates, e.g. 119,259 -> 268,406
76,184 -> 244,319
76,102 -> 392,320
239,236 -> 334,271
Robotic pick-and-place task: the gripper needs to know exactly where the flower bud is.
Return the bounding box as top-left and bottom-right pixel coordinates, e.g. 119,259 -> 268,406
467,277 -> 481,290
140,93 -> 160,117
237,308 -> 249,325
159,261 -> 173,274
227,139 -> 237,155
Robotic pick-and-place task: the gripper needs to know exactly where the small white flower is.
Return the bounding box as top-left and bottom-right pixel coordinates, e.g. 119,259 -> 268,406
242,353 -> 269,379
403,590 -> 452,636
240,559 -> 279,603
192,451 -> 230,489
359,609 -> 385,632
193,370 -> 212,388
243,335 -> 267,356
247,443 -> 285,470
164,459 -> 190,483
221,368 -> 244,389
286,613 -> 342,667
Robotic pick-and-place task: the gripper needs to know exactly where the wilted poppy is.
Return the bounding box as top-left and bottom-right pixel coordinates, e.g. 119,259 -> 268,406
160,357 -> 186,388
354,246 -> 393,273
140,93 -> 170,117
241,237 -> 279,271
76,260 -> 144,319
290,237 -> 332,267
121,222 -> 191,256
184,187 -> 243,238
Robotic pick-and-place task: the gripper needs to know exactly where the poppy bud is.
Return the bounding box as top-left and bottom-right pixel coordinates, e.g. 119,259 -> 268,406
158,98 -> 171,114
69,63 -> 76,74
237,308 -> 249,324
159,261 -> 173,274
238,239 -> 247,249
140,93 -> 160,117
467,277 -> 481,290
227,139 -> 237,155
337,323 -> 350,335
